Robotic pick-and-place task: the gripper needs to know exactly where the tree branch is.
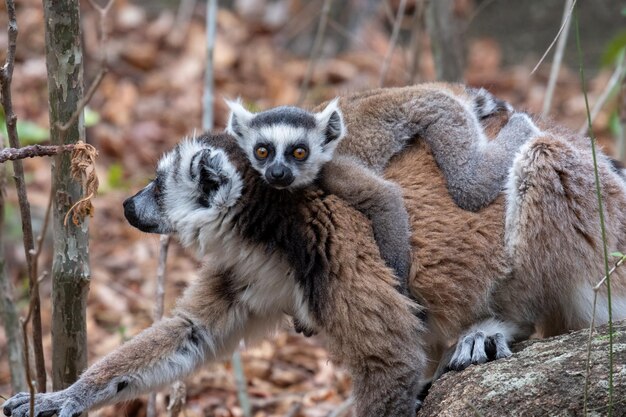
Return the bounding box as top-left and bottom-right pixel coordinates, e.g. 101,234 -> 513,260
379,0 -> 407,86
0,144 -> 76,163
542,0 -> 574,116
297,0 -> 334,105
0,0 -> 47,393
147,234 -> 171,417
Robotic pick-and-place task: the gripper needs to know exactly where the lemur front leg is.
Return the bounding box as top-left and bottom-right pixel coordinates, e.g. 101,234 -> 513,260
3,315 -> 217,417
320,155 -> 412,293
3,270 -> 268,417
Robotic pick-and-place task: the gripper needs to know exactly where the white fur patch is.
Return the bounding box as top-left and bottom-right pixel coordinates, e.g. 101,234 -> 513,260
465,317 -> 522,342
572,284 -> 626,327
158,139 -> 243,251
156,138 -> 310,326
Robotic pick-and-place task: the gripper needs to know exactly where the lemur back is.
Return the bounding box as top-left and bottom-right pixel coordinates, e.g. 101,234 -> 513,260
226,83 -> 540,287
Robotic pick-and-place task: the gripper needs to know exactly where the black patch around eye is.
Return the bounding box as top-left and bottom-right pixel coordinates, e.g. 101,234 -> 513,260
287,143 -> 309,162
254,143 -> 275,164
117,380 -> 128,393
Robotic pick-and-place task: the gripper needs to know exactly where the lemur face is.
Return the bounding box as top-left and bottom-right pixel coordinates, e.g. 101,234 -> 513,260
226,99 -> 346,190
123,136 -> 244,247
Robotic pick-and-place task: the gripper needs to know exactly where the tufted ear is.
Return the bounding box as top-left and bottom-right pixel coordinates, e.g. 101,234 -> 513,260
188,148 -> 220,194
225,98 -> 254,142
314,98 -> 346,155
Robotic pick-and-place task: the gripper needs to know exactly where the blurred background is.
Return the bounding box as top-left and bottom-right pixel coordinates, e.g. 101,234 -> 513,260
0,0 -> 625,416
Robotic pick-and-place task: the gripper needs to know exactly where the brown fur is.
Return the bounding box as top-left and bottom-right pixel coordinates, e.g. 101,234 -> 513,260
6,86 -> 626,417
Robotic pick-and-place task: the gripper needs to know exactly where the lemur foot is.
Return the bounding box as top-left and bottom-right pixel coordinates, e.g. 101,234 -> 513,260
499,112 -> 541,148
448,329 -> 512,372
3,391 -> 84,417
293,317 -> 316,337
469,87 -> 513,119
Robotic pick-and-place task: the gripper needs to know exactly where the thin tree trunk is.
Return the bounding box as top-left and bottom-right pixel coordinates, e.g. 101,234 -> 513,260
426,0 -> 465,82
42,0 -> 90,392
618,76 -> 626,163
0,150 -> 28,393
0,0 -> 47,391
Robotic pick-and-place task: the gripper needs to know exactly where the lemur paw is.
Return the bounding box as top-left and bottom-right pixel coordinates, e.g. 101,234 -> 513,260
448,330 -> 512,372
3,391 -> 84,417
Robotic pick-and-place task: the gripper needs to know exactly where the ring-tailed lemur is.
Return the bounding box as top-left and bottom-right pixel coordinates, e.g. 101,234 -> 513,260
226,84 -> 540,289
6,85 -> 626,416
6,107 -> 626,417
4,133 -> 426,417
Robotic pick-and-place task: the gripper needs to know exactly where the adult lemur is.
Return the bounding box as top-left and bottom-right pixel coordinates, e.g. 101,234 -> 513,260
226,83 -> 539,285
4,133 -> 426,417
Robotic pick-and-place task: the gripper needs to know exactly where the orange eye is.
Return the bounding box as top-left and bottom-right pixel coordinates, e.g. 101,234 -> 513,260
293,147 -> 308,161
255,146 -> 269,159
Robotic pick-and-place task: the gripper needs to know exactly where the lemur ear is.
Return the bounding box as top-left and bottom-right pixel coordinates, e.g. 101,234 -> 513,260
225,98 -> 254,141
314,98 -> 346,150
190,149 -> 223,197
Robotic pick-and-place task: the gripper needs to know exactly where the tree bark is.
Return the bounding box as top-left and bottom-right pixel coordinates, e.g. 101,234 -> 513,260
0,150 -> 28,393
426,0 -> 465,82
419,320 -> 626,416
42,0 -> 90,392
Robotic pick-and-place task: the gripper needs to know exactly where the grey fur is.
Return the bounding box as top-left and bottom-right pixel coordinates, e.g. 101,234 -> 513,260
418,108 -> 540,212
226,88 -> 537,288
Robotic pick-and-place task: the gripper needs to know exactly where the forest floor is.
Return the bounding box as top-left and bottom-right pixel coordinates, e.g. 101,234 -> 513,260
0,1 -> 622,416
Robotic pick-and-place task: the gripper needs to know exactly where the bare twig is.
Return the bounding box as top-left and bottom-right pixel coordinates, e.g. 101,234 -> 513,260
574,8 -> 614,415
530,0 -> 577,76
167,0 -> 198,47
584,253 -> 624,415
232,346 -> 252,417
617,78 -> 626,162
166,380 -> 187,417
426,0 -> 465,82
203,0 -> 217,131
578,50 -> 626,135
542,0 -> 574,116
379,0 -> 407,86
277,1 -> 321,43
0,0 -> 47,393
407,0 -> 426,84
297,0 -> 334,105
55,0 -> 113,137
0,135 -> 27,392
147,234 -> 171,417
87,0 -> 115,55
0,144 -> 76,163
56,68 -> 107,134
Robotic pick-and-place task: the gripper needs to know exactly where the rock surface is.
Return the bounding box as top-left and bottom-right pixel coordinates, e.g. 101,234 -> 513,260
419,321 -> 626,417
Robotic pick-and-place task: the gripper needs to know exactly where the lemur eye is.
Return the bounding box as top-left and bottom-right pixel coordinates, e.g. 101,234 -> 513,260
255,146 -> 269,160
292,147 -> 308,161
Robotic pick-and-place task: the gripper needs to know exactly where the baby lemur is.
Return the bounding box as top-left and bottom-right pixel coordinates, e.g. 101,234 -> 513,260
226,83 -> 540,287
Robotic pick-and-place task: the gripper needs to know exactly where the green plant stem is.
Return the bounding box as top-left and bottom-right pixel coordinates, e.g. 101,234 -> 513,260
574,7 -> 613,416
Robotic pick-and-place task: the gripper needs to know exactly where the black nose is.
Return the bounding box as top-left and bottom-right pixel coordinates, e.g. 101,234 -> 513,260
269,164 -> 287,179
265,164 -> 294,187
123,197 -> 136,221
